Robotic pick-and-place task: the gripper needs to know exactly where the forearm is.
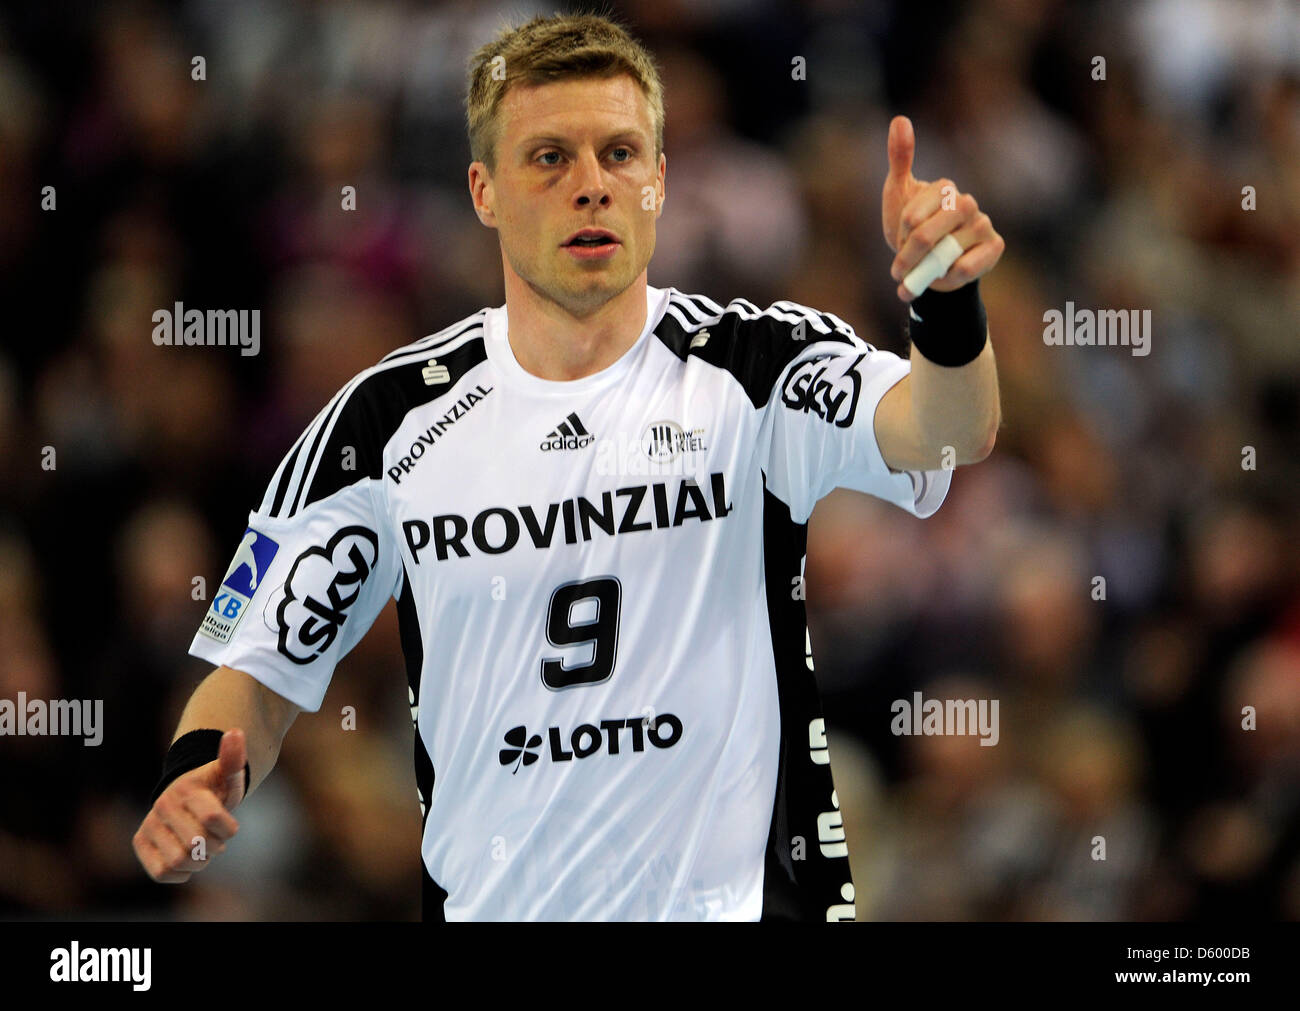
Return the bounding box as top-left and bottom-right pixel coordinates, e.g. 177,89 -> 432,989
171,666 -> 299,795
908,335 -> 1000,464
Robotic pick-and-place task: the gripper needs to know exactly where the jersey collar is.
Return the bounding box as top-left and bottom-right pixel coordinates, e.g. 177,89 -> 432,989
484,284 -> 672,397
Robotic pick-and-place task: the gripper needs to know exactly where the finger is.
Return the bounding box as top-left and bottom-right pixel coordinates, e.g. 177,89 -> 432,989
184,790 -> 239,842
151,798 -> 209,870
895,234 -> 1003,301
214,728 -> 247,807
215,728 -> 246,782
147,801 -> 227,872
890,200 -> 979,280
142,810 -> 203,875
134,833 -> 190,884
930,238 -> 1004,291
915,211 -> 1000,290
896,235 -> 964,301
896,178 -> 959,252
887,115 -> 915,184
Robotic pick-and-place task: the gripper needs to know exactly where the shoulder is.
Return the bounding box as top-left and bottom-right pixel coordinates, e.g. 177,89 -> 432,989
328,306 -> 491,430
262,308 -> 491,517
652,288 -> 868,407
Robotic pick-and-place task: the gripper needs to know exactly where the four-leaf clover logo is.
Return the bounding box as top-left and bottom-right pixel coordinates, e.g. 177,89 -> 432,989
499,725 -> 542,774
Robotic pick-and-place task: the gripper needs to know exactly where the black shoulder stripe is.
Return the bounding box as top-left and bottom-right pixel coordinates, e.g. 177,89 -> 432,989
380,313 -> 488,364
654,293 -> 859,408
771,301 -> 858,341
666,293 -> 711,325
681,291 -> 727,317
268,430 -> 308,517
270,358 -> 405,518
284,389 -> 348,517
271,330 -> 484,517
285,331 -> 487,516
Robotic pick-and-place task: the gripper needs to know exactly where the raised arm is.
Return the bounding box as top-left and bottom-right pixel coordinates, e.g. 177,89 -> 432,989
874,115 -> 1003,472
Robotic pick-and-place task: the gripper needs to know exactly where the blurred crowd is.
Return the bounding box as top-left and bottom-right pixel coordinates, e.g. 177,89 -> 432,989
0,0 -> 1297,921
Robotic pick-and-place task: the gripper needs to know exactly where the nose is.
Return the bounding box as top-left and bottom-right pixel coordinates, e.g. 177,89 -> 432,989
573,148 -> 610,208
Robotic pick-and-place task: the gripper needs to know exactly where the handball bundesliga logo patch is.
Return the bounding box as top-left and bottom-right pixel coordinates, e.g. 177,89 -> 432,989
200,527 -> 281,644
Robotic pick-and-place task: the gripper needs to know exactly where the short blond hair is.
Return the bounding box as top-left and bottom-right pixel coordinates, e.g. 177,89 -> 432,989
465,12 -> 665,173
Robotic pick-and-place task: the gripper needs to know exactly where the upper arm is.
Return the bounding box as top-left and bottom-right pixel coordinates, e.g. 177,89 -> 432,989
673,290 -> 953,520
188,507 -> 399,713
762,339 -> 953,521
187,374 -> 403,713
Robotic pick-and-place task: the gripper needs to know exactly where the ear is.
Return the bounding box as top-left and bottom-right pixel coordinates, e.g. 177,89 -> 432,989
468,161 -> 498,228
654,152 -> 667,218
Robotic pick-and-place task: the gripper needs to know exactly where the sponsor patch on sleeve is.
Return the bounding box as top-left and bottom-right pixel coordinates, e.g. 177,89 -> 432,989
199,527 -> 281,644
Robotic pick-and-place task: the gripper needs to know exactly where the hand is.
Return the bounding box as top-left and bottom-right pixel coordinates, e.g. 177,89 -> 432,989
133,728 -> 246,884
881,115 -> 1004,302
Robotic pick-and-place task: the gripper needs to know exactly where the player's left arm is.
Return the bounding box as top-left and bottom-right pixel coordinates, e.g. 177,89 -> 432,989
873,115 -> 1003,472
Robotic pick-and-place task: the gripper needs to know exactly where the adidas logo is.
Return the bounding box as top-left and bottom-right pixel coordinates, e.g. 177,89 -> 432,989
539,412 -> 595,451
690,329 -> 710,349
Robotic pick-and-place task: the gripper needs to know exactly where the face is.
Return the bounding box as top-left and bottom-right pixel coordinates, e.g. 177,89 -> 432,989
469,74 -> 666,316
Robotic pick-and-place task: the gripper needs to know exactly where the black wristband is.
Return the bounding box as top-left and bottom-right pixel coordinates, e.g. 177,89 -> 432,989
149,729 -> 250,805
904,278 -> 988,367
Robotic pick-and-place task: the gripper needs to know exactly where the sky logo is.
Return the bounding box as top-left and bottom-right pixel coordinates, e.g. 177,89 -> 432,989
200,528 -> 280,644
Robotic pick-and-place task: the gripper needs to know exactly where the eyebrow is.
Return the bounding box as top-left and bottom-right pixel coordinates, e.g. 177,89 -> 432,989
517,130 -> 646,151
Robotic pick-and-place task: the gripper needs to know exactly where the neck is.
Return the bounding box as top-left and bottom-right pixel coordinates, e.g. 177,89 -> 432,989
503,271 -> 649,382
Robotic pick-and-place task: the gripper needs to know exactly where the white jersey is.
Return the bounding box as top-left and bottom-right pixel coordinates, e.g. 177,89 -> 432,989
190,284 -> 951,921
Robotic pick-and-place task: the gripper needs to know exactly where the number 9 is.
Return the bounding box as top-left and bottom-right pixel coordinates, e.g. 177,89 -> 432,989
541,576 -> 622,690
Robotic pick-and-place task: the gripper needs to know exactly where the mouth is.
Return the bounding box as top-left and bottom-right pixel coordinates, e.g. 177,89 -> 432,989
563,228 -> 619,248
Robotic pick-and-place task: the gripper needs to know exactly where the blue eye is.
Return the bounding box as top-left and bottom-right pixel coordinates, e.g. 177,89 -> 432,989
537,147 -> 633,166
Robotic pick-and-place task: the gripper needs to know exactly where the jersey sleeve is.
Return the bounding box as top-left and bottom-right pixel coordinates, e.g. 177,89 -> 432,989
757,304 -> 952,524
188,384 -> 402,712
